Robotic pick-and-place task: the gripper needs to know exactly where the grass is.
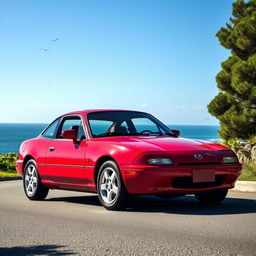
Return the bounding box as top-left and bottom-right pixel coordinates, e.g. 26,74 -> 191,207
0,170 -> 20,178
239,161 -> 256,181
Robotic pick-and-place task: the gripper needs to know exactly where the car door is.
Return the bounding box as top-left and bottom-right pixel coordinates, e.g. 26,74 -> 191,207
37,117 -> 61,180
46,115 -> 88,188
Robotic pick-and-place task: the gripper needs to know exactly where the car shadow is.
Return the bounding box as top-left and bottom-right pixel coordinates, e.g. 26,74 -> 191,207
47,194 -> 101,207
127,195 -> 256,215
46,194 -> 256,215
0,244 -> 76,256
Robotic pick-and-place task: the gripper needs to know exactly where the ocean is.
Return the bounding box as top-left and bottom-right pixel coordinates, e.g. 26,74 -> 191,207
0,123 -> 220,154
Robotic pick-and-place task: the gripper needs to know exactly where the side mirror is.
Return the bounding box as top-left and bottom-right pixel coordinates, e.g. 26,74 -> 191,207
171,129 -> 180,137
62,129 -> 77,141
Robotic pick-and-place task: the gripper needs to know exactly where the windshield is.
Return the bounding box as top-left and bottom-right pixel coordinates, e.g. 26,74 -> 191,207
87,111 -> 174,138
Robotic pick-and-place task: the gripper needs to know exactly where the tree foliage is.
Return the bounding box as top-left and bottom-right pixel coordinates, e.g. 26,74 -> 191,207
208,0 -> 256,140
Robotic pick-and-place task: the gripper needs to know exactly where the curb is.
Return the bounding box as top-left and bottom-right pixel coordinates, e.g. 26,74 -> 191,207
0,176 -> 22,182
232,181 -> 256,193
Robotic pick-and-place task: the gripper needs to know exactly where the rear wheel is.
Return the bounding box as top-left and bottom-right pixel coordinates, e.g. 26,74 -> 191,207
23,159 -> 49,200
195,189 -> 228,205
97,160 -> 128,210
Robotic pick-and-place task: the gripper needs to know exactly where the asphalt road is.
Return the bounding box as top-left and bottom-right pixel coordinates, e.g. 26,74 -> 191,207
0,180 -> 255,256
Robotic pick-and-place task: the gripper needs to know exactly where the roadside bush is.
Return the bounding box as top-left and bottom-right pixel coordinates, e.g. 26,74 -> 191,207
0,153 -> 18,173
239,161 -> 256,181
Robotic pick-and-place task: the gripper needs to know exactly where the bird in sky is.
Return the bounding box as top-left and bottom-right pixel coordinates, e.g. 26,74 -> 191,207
40,48 -> 50,51
51,38 -> 59,42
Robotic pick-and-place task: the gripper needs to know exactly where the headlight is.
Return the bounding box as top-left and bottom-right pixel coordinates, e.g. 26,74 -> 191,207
147,158 -> 173,165
223,156 -> 238,163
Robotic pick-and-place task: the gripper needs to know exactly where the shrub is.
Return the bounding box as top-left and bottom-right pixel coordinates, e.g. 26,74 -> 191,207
0,153 -> 18,173
240,161 -> 256,181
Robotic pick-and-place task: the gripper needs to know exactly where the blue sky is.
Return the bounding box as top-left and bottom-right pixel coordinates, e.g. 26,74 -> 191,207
0,0 -> 233,124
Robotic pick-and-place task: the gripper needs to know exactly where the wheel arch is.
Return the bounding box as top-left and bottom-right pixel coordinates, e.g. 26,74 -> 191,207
22,155 -> 35,174
94,155 -> 118,186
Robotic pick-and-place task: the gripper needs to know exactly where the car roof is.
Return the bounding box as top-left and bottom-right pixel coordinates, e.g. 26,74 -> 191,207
62,109 -> 148,116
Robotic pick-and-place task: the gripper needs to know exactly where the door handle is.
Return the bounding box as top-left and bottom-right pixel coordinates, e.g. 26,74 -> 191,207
49,146 -> 55,151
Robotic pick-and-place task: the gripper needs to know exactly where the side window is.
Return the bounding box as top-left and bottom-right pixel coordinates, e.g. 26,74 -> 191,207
58,117 -> 86,140
41,118 -> 60,138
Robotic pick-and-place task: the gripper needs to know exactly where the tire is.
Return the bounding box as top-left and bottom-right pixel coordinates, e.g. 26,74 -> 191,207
195,189 -> 228,205
97,160 -> 128,210
23,159 -> 49,200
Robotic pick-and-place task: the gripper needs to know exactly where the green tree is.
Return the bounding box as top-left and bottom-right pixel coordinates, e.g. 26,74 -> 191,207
208,0 -> 256,141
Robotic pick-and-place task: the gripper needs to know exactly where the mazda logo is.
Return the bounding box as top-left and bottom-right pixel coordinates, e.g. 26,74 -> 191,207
194,154 -> 203,160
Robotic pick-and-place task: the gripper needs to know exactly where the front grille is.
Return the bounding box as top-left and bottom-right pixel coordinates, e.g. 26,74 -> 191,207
172,175 -> 225,189
178,162 -> 221,166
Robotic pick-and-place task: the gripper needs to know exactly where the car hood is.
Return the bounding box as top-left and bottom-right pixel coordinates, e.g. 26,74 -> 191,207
95,136 -> 229,152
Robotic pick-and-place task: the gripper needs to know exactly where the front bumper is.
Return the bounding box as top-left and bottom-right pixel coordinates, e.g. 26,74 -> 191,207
120,164 -> 242,194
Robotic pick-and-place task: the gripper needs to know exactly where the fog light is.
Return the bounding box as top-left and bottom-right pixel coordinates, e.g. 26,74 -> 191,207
223,156 -> 238,163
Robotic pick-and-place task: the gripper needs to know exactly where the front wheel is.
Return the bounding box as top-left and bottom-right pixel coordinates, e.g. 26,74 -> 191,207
23,159 -> 49,200
195,189 -> 228,205
97,160 -> 128,210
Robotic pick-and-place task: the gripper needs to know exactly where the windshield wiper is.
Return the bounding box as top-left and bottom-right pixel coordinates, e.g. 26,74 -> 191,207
144,132 -> 163,136
130,131 -> 164,136
139,132 -> 175,137
95,132 -> 175,137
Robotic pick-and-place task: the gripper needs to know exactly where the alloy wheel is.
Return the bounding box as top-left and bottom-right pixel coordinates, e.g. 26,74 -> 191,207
24,164 -> 38,196
99,167 -> 119,204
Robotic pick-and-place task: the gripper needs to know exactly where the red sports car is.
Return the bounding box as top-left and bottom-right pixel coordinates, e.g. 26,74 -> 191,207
16,110 -> 242,210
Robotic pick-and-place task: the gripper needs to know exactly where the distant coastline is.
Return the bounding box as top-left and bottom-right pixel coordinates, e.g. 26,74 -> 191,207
0,123 -> 220,154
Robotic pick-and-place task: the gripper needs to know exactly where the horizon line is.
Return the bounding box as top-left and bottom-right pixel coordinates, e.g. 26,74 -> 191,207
0,122 -> 220,126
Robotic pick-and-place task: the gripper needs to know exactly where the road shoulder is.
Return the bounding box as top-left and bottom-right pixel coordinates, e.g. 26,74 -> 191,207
232,181 -> 256,193
0,176 -> 22,182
